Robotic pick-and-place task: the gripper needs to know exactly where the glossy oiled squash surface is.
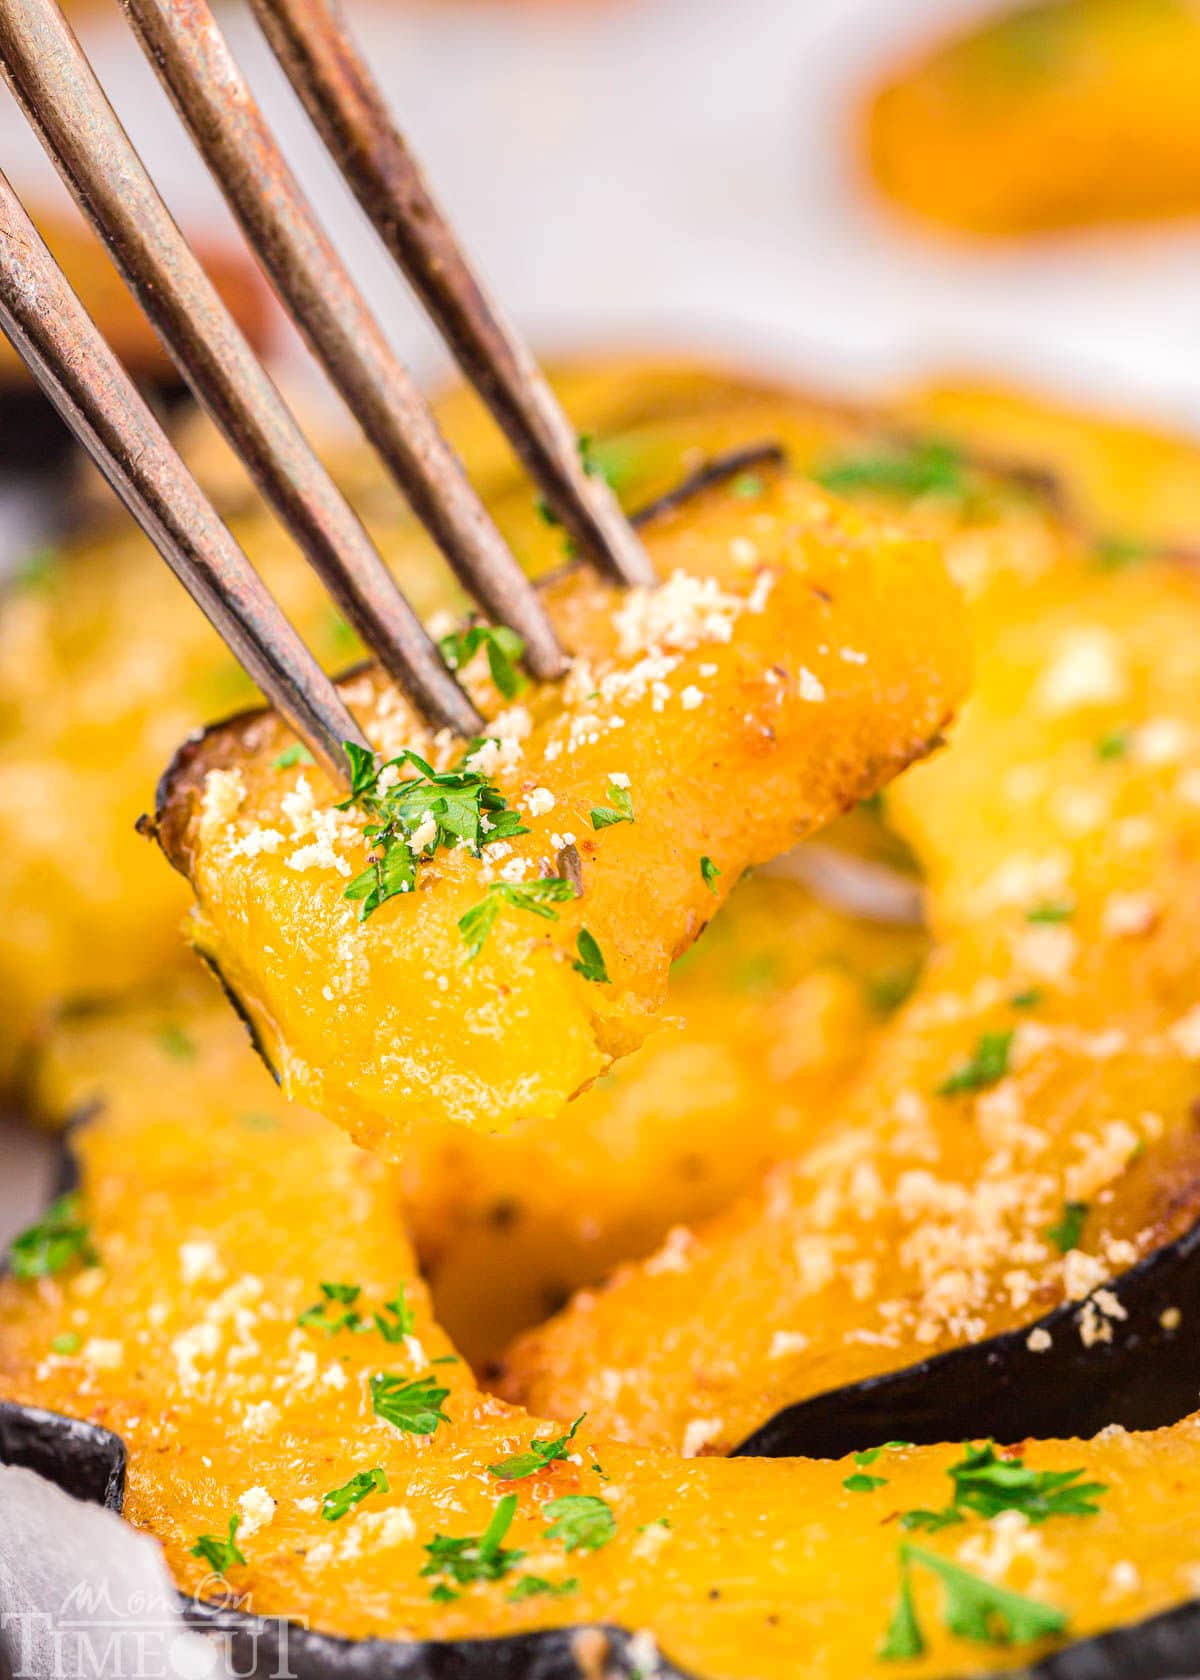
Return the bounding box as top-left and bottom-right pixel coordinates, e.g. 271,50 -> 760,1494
30,877 -> 925,1366
8,1084 -> 1200,1677
866,0 -> 1200,236
157,475 -> 967,1147
501,539 -> 1200,1449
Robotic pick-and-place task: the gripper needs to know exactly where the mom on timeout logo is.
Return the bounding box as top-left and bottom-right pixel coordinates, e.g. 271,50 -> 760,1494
1,1575 -> 306,1679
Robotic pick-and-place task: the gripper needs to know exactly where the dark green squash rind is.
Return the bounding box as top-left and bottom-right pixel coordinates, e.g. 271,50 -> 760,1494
733,1210 -> 1200,1459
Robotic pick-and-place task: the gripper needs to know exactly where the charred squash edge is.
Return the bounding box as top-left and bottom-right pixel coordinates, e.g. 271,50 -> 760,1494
7,1131 -> 1200,1678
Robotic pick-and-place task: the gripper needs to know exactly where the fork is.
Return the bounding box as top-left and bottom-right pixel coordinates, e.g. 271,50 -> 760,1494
0,0 -> 656,787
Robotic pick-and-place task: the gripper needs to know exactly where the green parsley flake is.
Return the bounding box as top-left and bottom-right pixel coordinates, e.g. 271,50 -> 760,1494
1027,901 -> 1074,924
273,743 -> 315,770
948,1442 -> 1105,1524
298,1281 -> 416,1341
341,743 -> 530,922
439,624 -> 528,701
13,547 -> 57,590
1096,728 -> 1131,761
589,781 -> 634,829
878,1551 -> 925,1661
488,1415 -> 585,1481
867,961 -> 922,1016
51,1331 -> 80,1355
1094,535 -> 1151,572
156,1024 -> 196,1061
320,1466 -> 389,1522
508,1575 -> 579,1601
900,1441 -> 1106,1534
421,1494 -> 524,1600
936,1029 -> 1013,1097
573,928 -> 610,984
370,1371 -> 451,1436
1045,1201 -> 1089,1255
700,855 -> 721,895
1010,988 -> 1043,1010
815,442 -> 965,502
190,1516 -> 245,1575
9,1194 -> 97,1280
896,1544 -> 1069,1648
542,1494 -> 615,1553
731,473 -> 765,499
458,878 -> 576,959
843,1472 -> 887,1493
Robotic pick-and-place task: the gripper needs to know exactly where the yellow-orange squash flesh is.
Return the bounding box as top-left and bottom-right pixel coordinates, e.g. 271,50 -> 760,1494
894,376 -> 1200,556
9,1087 -> 1200,1678
28,875 -> 925,1367
865,0 -> 1200,238
0,354 -> 926,1090
154,474 -> 968,1148
499,539 -> 1200,1449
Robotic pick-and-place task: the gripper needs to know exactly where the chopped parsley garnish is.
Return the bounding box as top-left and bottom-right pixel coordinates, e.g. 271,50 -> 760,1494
573,929 -> 610,984
948,1442 -> 1105,1524
880,1544 -> 1069,1657
299,1281 -> 413,1341
298,1281 -> 366,1336
13,546 -> 57,590
1045,1201 -> 1089,1255
815,442 -> 965,502
508,1574 -> 578,1601
320,1466 -> 389,1522
9,1194 -> 97,1280
1094,535 -> 1151,572
190,1516 -> 245,1575
731,473 -> 765,499
1096,728 -> 1131,761
878,1551 -> 925,1660
341,742 -> 529,922
156,1023 -> 196,1061
844,1442 -> 910,1492
273,742 -> 314,770
240,1111 -> 278,1132
421,1493 -> 524,1600
843,1472 -> 887,1493
458,878 -> 576,959
700,855 -> 721,895
900,1440 -> 1106,1534
1027,901 -> 1073,924
1010,988 -> 1043,1010
439,624 -> 528,701
936,1029 -> 1013,1097
590,781 -> 634,829
370,1371 -> 451,1435
51,1331 -> 80,1355
488,1415 -> 585,1481
542,1494 -> 615,1553
867,961 -> 922,1016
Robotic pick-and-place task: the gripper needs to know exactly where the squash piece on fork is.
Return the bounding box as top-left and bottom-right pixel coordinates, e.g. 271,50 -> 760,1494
153,471 -> 968,1148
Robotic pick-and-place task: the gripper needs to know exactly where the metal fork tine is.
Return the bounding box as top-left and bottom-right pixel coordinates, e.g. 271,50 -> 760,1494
117,0 -> 566,685
0,0 -> 483,739
248,0 -> 657,591
0,168 -> 364,785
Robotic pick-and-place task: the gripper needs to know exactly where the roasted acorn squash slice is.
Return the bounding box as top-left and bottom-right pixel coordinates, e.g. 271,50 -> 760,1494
152,474 -> 968,1147
499,538 -> 1200,1451
11,1091 -> 1200,1679
865,0 -> 1200,237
